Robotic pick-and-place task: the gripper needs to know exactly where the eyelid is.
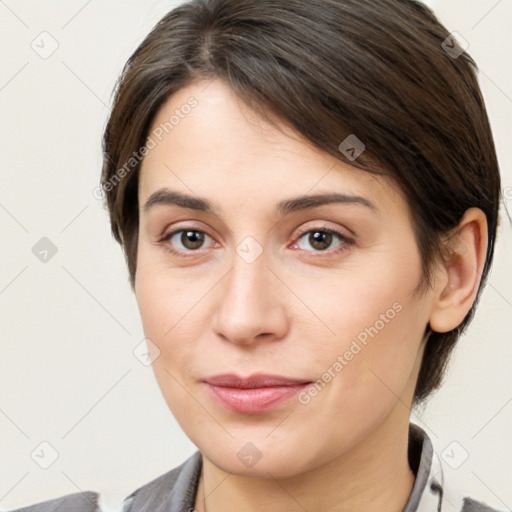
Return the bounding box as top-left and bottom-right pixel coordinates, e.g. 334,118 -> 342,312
159,221 -> 215,241
293,222 -> 354,241
290,224 -> 355,255
157,222 -> 218,256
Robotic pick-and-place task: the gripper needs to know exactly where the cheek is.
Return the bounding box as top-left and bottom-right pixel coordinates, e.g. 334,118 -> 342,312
134,264 -> 202,415
135,241 -> 197,333
294,241 -> 428,398
134,252 -> 219,372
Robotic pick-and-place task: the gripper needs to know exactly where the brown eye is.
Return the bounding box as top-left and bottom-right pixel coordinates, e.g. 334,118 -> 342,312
294,227 -> 354,255
180,230 -> 205,250
160,228 -> 214,254
297,229 -> 338,252
308,231 -> 333,251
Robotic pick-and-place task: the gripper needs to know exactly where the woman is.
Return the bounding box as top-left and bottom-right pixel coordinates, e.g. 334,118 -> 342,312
10,0 -> 506,511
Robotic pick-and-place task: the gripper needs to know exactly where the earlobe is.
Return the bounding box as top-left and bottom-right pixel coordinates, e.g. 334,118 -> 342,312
428,208 -> 488,333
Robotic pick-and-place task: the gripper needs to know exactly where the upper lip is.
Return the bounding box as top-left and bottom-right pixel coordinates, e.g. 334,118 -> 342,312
203,373 -> 312,388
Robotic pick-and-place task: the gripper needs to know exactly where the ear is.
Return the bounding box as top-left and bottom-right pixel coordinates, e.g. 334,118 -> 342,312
428,207 -> 489,333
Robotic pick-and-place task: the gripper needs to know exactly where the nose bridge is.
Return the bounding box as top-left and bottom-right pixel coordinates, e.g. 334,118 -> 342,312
213,240 -> 286,344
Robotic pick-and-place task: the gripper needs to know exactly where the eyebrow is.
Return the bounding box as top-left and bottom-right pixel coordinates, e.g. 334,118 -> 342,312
142,188 -> 378,216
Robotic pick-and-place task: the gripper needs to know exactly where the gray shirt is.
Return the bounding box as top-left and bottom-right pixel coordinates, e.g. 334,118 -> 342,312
9,423 -> 507,512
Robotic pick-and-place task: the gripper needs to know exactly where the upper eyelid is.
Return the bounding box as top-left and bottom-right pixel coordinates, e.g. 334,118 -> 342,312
162,223 -> 347,239
162,217 -> 352,237
293,224 -> 352,240
162,225 -> 215,242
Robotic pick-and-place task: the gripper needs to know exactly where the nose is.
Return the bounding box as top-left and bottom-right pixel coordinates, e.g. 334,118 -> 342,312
212,248 -> 289,346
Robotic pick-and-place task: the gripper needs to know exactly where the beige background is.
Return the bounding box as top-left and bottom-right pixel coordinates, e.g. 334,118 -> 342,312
1,0 -> 511,510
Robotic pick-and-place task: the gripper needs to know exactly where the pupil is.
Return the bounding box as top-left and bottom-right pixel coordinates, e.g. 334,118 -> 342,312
182,230 -> 204,249
310,231 -> 331,250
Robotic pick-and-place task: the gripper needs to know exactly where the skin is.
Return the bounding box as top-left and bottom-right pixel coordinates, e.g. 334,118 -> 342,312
135,78 -> 488,512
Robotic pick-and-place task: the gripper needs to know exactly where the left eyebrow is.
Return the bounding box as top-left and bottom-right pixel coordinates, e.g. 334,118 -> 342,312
276,192 -> 378,216
142,188 -> 378,216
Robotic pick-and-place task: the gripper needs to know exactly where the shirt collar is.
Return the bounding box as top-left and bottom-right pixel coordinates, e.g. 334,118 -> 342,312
407,422 -> 466,512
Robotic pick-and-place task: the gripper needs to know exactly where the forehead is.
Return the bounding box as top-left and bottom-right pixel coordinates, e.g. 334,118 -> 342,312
139,79 -> 405,214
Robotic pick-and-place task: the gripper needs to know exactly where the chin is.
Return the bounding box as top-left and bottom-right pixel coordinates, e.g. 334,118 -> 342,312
198,435 -> 323,479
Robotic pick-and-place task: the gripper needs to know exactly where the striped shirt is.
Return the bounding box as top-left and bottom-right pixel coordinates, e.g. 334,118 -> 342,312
10,423 -> 506,512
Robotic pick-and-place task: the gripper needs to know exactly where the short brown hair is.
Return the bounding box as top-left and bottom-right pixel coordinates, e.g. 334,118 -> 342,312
101,0 -> 501,406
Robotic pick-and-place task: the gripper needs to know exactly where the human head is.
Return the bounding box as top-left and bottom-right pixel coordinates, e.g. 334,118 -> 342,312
101,0 -> 500,409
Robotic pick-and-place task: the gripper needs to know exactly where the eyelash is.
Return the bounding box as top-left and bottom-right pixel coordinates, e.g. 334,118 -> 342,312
158,225 -> 355,258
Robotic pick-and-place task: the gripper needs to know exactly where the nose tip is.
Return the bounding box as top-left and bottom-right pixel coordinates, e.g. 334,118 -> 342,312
212,259 -> 288,346
216,323 -> 276,346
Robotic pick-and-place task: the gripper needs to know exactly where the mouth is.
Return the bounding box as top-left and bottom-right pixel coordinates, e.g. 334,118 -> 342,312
202,373 -> 313,414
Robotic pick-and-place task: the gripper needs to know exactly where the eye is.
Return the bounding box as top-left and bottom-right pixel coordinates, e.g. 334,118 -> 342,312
158,225 -> 354,258
293,227 -> 354,255
159,228 -> 215,256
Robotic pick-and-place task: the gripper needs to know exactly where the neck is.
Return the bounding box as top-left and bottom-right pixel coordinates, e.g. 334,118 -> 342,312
194,417 -> 416,512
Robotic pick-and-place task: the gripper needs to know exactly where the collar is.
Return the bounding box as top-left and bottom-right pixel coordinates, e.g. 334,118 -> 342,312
119,422 -> 468,512
406,423 -> 466,512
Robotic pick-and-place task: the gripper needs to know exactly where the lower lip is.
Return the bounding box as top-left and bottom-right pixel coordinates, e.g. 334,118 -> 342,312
204,383 -> 310,414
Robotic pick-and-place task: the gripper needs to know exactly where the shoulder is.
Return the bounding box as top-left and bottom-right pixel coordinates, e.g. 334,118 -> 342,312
6,451 -> 202,512
408,423 -> 507,512
6,491 -> 100,512
122,450 -> 203,511
461,497 -> 509,512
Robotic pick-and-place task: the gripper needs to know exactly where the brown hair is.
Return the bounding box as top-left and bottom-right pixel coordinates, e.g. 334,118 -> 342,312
101,0 -> 501,406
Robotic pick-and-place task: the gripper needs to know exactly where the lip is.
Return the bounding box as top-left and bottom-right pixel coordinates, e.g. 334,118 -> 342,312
203,373 -> 312,414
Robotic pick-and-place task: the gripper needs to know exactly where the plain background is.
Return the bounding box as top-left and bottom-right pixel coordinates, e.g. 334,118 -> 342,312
0,0 -> 511,510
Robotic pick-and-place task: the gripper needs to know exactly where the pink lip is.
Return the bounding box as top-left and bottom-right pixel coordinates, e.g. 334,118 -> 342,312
203,373 -> 312,414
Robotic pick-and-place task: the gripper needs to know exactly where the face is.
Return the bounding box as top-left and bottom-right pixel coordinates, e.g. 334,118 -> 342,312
135,78 -> 435,478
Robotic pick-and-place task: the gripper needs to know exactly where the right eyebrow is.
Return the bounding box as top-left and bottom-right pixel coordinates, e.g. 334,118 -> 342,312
143,188 -> 216,214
